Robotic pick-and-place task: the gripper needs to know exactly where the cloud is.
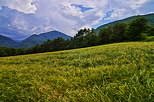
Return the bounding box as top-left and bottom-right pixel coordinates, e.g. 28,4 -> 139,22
31,0 -> 109,36
0,0 -> 37,13
106,0 -> 152,20
0,0 -> 154,40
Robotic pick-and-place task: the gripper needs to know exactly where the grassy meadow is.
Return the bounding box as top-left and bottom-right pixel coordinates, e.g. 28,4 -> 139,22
0,42 -> 154,102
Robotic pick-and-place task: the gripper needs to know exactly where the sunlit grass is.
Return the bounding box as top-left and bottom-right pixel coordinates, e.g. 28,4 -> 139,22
0,42 -> 154,102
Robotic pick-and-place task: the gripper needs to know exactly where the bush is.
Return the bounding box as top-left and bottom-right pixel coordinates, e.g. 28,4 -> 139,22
140,33 -> 147,40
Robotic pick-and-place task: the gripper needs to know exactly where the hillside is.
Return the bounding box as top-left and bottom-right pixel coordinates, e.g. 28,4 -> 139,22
0,42 -> 153,101
0,31 -> 71,48
0,35 -> 19,47
19,31 -> 72,48
95,13 -> 154,33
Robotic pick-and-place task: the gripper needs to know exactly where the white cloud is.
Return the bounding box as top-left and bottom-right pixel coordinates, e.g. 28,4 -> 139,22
106,0 -> 152,20
0,0 -> 153,39
30,0 -> 109,36
0,0 -> 37,13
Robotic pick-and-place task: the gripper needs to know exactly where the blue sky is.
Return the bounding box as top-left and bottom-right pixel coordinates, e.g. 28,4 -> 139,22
71,4 -> 93,13
0,0 -> 154,40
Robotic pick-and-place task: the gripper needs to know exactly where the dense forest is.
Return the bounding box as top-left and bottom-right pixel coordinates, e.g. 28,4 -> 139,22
0,16 -> 154,57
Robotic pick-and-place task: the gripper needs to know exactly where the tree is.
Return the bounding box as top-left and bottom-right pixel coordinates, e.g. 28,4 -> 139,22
99,25 -> 113,44
71,28 -> 98,48
112,23 -> 128,42
0,47 -> 26,57
145,25 -> 154,36
52,37 -> 66,51
41,40 -> 53,52
0,47 -> 8,57
85,29 -> 99,46
17,48 -> 26,55
127,16 -> 148,41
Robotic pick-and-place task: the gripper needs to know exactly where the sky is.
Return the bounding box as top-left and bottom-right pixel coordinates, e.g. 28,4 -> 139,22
0,0 -> 154,41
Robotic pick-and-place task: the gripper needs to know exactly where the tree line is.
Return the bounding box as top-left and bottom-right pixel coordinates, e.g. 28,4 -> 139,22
0,16 -> 154,57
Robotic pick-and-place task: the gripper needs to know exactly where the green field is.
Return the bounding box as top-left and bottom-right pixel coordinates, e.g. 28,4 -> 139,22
0,42 -> 154,102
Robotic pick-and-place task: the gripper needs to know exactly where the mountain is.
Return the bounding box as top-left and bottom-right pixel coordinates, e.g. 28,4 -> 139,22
0,6 -> 72,42
19,31 -> 72,48
0,31 -> 71,48
0,35 -> 19,47
95,13 -> 154,33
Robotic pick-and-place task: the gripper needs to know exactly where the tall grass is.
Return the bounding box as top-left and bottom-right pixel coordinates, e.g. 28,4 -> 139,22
0,42 -> 154,102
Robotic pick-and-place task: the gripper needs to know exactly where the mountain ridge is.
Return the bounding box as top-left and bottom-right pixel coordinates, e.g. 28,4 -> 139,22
0,34 -> 18,48
0,31 -> 72,48
95,13 -> 154,33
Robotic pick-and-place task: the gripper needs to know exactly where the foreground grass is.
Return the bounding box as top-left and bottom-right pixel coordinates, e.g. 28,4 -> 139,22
0,42 -> 154,102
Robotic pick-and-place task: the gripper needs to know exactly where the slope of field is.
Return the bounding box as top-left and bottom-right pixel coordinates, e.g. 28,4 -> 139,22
0,42 -> 154,102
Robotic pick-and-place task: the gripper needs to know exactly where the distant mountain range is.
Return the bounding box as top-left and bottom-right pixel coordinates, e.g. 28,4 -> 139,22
1,13 -> 154,49
0,31 -> 71,48
0,7 -> 72,49
95,13 -> 154,33
0,35 -> 18,47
